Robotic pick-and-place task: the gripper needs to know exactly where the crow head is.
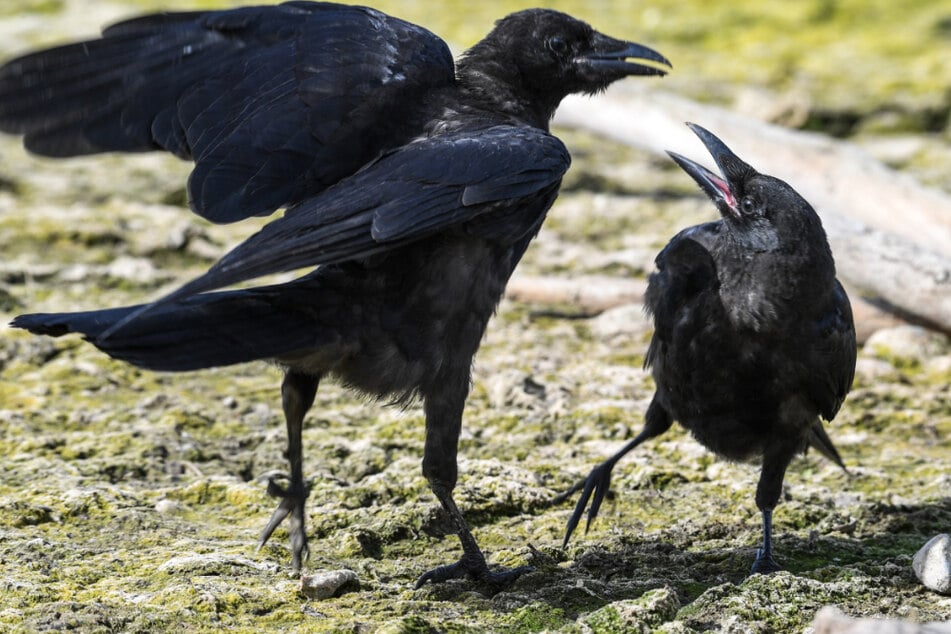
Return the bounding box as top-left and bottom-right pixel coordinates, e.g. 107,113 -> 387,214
458,10 -> 670,126
667,123 -> 826,254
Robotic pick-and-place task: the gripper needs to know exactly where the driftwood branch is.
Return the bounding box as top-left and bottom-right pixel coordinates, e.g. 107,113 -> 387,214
552,87 -> 951,334
504,275 -> 646,315
506,274 -> 905,344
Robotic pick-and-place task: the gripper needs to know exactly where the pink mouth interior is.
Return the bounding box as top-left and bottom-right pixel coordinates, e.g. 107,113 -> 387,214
710,172 -> 736,209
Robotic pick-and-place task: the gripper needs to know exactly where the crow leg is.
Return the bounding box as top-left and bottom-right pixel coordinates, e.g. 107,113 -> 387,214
259,370 -> 319,572
751,508 -> 781,574
415,379 -> 531,588
559,395 -> 673,546
750,448 -> 794,574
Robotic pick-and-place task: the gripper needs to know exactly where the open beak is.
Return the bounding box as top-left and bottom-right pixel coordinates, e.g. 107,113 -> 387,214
581,33 -> 672,77
666,122 -> 753,218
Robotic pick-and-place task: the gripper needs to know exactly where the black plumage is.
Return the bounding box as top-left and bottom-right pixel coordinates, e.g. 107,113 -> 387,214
562,123 -> 856,574
2,2 -> 670,585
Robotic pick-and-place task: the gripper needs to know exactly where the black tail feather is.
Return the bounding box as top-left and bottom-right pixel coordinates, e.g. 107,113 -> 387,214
807,421 -> 848,474
11,277 -> 343,372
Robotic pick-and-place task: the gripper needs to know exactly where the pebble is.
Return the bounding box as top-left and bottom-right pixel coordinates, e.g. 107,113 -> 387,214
913,533 -> 951,595
154,499 -> 183,514
299,569 -> 358,600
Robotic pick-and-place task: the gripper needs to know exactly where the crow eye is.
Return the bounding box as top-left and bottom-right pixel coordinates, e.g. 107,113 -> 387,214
740,196 -> 757,214
547,36 -> 568,55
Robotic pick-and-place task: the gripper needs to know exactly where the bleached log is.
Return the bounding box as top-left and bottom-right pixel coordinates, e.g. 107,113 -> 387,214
505,274 -> 907,343
504,275 -> 646,315
553,87 -> 951,333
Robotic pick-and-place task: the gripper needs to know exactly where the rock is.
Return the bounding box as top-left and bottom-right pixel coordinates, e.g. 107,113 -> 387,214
813,606 -> 951,633
299,569 -> 358,600
579,586 -> 680,633
153,499 -> 182,514
484,369 -> 547,409
913,534 -> 951,594
158,553 -> 276,575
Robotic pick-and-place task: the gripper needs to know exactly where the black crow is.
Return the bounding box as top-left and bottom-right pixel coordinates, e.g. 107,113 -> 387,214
2,2 -> 670,586
562,123 -> 855,574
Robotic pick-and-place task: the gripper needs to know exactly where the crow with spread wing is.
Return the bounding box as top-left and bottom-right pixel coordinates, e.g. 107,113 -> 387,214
2,2 -> 670,585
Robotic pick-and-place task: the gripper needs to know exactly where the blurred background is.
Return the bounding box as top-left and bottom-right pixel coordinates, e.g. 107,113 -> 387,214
3,0 -> 950,186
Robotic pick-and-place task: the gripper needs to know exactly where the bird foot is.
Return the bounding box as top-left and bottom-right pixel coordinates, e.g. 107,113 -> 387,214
258,474 -> 311,572
415,555 -> 533,589
750,549 -> 783,574
561,460 -> 615,547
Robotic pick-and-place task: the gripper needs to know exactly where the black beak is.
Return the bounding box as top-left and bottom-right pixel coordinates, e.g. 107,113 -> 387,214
581,33 -> 671,77
666,122 -> 754,218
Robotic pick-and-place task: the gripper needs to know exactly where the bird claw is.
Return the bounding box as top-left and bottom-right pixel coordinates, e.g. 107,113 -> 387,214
750,549 -> 783,574
415,557 -> 533,589
561,460 -> 615,547
258,474 -> 311,572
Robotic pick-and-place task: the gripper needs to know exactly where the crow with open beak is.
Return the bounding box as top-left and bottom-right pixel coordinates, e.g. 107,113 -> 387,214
563,123 -> 856,574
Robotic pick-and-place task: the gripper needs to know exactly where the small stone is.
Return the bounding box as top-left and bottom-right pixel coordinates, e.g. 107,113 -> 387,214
913,533 -> 951,594
299,569 -> 358,600
154,499 -> 182,514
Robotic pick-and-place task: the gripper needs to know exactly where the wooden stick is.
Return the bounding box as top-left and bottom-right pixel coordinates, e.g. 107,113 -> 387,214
505,274 -> 906,343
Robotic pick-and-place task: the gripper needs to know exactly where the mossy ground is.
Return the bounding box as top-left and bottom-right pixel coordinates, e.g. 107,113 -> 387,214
1,1 -> 950,632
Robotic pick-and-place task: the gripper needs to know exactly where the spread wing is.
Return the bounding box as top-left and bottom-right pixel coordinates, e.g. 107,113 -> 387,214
100,125 -> 570,336
0,1 -> 454,223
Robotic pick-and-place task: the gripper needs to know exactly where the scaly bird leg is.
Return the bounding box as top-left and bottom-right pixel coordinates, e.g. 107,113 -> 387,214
258,370 -> 319,572
750,446 -> 795,574
559,396 -> 673,547
415,375 -> 532,588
